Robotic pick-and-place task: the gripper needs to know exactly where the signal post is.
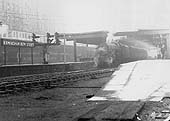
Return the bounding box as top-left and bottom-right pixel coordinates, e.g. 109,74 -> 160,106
32,32 -> 61,64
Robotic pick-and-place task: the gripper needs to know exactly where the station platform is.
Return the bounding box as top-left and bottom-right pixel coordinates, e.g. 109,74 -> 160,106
0,61 -> 95,78
89,60 -> 170,101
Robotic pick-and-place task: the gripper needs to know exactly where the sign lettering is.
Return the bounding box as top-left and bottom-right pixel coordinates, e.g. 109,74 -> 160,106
1,39 -> 34,47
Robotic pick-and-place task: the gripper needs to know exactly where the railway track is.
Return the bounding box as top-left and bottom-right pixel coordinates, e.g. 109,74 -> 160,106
0,68 -> 114,96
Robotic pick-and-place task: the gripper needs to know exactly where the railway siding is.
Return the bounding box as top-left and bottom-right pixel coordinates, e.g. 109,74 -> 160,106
0,69 -> 114,95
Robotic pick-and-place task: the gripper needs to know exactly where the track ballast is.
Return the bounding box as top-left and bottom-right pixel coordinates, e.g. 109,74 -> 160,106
0,68 -> 114,96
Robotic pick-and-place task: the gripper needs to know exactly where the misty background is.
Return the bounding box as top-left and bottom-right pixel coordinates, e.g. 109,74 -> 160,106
37,0 -> 170,33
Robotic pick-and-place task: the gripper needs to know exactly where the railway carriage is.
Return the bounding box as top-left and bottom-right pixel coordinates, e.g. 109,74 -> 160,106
94,39 -> 160,68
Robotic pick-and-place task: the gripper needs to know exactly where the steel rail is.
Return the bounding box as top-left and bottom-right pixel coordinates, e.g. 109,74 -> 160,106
0,68 -> 115,96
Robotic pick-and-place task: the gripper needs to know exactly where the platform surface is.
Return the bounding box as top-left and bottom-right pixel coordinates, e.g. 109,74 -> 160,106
89,60 -> 170,101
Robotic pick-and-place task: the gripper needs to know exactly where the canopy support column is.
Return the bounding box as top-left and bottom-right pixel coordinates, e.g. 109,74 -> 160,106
74,40 -> 77,62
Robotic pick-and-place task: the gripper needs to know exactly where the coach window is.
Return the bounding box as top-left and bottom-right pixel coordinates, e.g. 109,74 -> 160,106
13,32 -> 15,38
19,33 -> 22,38
24,33 -> 27,39
3,33 -> 7,37
16,32 -> 18,38
25,34 -> 28,39
8,32 -> 12,37
28,34 -> 31,39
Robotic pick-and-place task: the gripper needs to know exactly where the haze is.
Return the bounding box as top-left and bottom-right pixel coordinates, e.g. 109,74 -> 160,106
37,0 -> 170,33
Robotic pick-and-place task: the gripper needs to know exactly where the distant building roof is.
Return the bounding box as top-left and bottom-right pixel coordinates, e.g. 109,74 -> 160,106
114,29 -> 170,36
59,31 -> 108,45
137,29 -> 170,35
114,31 -> 137,36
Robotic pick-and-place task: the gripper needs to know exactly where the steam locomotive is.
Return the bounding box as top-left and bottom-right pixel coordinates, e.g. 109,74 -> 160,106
94,39 -> 160,68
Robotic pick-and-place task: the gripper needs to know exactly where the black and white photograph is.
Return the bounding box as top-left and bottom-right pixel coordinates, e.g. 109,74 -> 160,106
0,0 -> 170,121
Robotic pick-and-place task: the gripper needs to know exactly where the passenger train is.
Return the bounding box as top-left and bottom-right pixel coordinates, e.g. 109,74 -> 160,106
94,39 -> 160,68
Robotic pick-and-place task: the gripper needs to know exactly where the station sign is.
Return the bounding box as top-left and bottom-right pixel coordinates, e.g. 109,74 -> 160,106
1,39 -> 35,47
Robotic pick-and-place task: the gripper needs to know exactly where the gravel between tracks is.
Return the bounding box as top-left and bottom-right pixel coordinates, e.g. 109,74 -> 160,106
0,76 -> 112,121
0,76 -> 170,121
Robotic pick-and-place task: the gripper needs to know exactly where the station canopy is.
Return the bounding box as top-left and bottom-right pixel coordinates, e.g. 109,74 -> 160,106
114,29 -> 170,36
59,31 -> 108,45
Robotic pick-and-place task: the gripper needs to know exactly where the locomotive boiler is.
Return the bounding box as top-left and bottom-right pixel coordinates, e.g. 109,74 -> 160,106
94,39 -> 160,68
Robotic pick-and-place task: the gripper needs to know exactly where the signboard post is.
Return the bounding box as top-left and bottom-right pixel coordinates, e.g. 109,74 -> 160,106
31,48 -> 33,64
3,46 -> 6,65
18,47 -> 21,64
